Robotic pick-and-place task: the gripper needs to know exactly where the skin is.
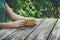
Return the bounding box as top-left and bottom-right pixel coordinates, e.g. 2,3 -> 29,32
0,2 -> 25,28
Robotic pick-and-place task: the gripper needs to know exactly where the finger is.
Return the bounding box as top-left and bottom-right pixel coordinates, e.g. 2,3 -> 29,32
18,22 -> 24,25
18,23 -> 22,26
21,20 -> 25,22
20,24 -> 24,27
18,20 -> 25,23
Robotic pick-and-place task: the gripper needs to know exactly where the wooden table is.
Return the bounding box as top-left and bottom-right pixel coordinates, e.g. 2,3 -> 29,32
0,19 -> 60,40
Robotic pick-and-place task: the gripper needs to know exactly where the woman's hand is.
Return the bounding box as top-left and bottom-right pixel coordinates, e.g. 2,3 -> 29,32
1,20 -> 25,28
9,20 -> 25,28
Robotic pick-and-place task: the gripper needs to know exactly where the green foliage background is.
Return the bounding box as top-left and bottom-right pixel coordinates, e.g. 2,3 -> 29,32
6,0 -> 60,19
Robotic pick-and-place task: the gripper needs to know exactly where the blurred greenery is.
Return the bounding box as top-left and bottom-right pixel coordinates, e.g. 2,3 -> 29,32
5,0 -> 60,19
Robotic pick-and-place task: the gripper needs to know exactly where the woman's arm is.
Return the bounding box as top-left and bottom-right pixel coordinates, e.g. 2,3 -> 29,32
0,20 -> 25,28
0,22 -> 15,28
5,2 -> 25,21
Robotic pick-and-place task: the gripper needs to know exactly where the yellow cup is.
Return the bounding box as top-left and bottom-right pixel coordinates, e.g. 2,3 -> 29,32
25,18 -> 35,26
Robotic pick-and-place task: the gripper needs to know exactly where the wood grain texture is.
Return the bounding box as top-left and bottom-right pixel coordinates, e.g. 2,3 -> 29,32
25,19 -> 57,40
3,19 -> 44,40
48,19 -> 60,40
0,29 -> 17,40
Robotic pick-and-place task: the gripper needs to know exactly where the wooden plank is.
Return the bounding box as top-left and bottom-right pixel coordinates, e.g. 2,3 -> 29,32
0,29 -> 17,40
35,19 -> 57,40
3,19 -> 44,40
25,19 -> 57,40
48,19 -> 60,40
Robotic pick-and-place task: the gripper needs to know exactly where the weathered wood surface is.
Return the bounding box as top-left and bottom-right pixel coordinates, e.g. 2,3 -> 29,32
0,29 -> 17,40
35,19 -> 57,40
0,19 -> 60,40
25,19 -> 57,40
48,19 -> 60,40
3,19 -> 44,40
